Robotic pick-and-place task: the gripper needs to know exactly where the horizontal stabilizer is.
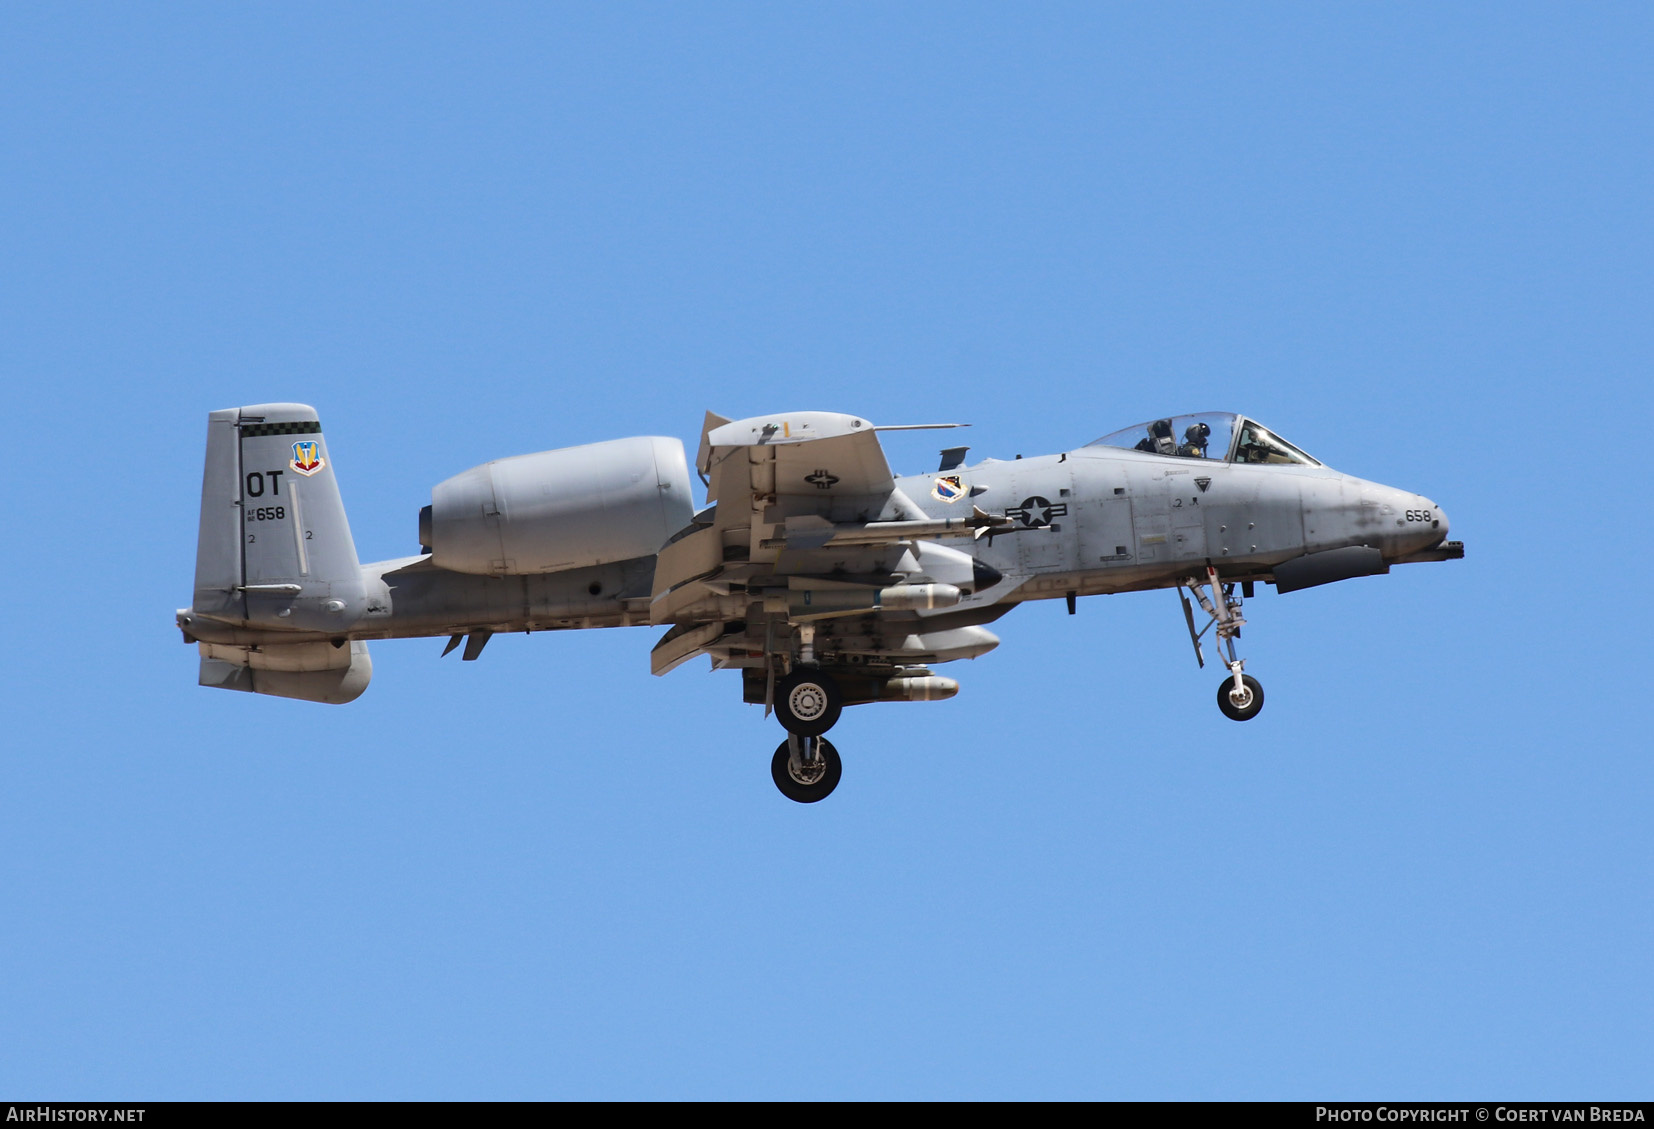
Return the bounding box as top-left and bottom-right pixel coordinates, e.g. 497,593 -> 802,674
198,640 -> 371,704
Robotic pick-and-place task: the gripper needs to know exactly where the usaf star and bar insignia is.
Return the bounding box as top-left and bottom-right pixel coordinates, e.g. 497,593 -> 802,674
1006,495 -> 1067,528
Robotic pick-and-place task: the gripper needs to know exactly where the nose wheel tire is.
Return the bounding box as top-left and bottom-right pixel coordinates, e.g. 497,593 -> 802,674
774,667 -> 843,736
771,737 -> 842,803
1217,673 -> 1264,721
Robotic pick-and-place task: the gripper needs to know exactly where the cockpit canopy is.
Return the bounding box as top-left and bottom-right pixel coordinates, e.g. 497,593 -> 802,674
1087,412 -> 1321,466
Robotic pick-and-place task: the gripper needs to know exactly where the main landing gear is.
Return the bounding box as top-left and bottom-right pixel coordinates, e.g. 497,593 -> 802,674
1180,565 -> 1265,722
774,666 -> 842,736
770,662 -> 844,802
772,735 -> 842,803
767,624 -> 846,802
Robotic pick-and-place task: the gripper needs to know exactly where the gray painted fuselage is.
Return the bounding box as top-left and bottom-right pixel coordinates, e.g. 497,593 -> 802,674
180,443 -> 1448,651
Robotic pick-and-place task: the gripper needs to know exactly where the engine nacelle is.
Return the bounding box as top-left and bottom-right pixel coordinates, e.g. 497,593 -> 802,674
422,436 -> 694,576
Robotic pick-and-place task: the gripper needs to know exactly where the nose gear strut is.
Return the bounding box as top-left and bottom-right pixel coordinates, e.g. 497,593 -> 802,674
1180,565 -> 1265,721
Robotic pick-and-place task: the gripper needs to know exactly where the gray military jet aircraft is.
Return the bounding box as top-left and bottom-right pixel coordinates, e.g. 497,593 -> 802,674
178,405 -> 1461,801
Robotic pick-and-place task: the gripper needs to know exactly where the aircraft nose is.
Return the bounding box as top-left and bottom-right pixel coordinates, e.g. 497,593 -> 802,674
1408,495 -> 1448,547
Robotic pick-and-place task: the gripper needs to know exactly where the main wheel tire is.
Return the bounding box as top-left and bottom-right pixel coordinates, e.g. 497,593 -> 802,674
774,667 -> 843,736
1217,673 -> 1265,721
771,738 -> 842,803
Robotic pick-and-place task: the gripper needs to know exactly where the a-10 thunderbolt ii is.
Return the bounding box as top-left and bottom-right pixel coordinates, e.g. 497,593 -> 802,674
178,404 -> 1462,802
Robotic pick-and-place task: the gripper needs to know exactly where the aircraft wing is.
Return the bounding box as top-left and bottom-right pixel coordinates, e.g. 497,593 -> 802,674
650,411 -> 1008,676
700,410 -> 896,507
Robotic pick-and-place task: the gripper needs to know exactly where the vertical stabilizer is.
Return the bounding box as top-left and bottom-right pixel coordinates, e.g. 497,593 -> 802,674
185,403 -> 373,703
231,403 -> 364,625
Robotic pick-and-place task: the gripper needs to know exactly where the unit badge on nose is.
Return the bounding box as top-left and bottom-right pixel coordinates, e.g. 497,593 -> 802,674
290,440 -> 326,476
932,475 -> 966,503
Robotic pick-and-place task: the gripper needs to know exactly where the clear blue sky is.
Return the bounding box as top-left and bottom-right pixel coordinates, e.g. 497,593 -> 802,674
2,3 -> 1650,1099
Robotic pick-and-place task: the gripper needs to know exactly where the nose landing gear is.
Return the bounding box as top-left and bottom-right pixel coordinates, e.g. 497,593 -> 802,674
1181,565 -> 1265,721
1216,672 -> 1264,721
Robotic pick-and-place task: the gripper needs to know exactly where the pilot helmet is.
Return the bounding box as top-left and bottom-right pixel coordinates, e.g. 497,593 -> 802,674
1185,421 -> 1211,443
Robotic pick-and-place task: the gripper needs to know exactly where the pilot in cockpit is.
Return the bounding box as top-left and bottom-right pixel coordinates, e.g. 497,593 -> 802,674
1177,421 -> 1211,458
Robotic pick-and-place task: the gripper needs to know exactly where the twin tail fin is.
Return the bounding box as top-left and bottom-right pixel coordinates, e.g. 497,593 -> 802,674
184,403 -> 372,703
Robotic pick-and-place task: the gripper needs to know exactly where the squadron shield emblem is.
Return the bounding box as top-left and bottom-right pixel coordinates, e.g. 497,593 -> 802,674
931,475 -> 966,503
290,440 -> 326,476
